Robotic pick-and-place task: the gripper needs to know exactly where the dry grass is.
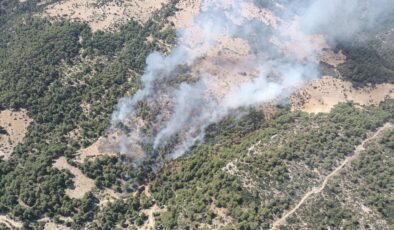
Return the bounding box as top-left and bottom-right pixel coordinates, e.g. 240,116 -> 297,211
75,137 -> 117,163
41,0 -> 169,31
53,156 -> 95,199
320,49 -> 346,67
0,109 -> 32,160
291,76 -> 394,113
168,0 -> 201,28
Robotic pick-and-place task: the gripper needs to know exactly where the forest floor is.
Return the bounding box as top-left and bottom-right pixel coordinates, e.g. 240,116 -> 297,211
271,123 -> 393,229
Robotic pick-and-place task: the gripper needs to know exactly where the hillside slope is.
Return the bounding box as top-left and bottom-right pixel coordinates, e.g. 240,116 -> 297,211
0,0 -> 393,229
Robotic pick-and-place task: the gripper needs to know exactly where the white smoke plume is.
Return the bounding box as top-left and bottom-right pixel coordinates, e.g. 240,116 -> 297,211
110,0 -> 394,159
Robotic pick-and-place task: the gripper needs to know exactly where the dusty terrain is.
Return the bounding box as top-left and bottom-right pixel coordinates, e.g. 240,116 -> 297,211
41,0 -> 169,31
168,0 -> 201,28
0,109 -> 32,160
291,76 -> 394,113
53,156 -> 95,199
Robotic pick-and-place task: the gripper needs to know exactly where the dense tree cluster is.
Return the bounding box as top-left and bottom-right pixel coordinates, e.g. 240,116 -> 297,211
0,126 -> 7,135
0,0 -> 179,227
149,102 -> 394,229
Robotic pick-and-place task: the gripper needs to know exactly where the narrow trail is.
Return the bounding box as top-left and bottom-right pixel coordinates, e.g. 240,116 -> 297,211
0,215 -> 23,229
271,123 -> 393,229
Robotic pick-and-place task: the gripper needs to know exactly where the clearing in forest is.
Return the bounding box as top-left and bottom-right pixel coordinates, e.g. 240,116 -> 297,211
41,0 -> 169,31
53,156 -> 95,199
291,76 -> 394,113
0,109 -> 32,160
75,137 -> 117,163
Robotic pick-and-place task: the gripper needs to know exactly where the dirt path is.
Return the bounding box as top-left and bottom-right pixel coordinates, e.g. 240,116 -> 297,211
271,123 -> 393,229
0,215 -> 23,229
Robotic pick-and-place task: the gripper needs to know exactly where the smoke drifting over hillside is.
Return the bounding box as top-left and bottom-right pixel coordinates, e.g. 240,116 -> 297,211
110,0 -> 394,159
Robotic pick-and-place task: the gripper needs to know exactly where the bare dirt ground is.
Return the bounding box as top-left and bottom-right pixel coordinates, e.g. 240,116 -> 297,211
53,156 -> 95,199
0,109 -> 32,160
41,0 -> 169,31
44,221 -> 70,230
168,0 -> 201,28
291,76 -> 394,113
271,123 -> 393,229
75,137 -> 117,163
320,49 -> 346,67
0,215 -> 23,229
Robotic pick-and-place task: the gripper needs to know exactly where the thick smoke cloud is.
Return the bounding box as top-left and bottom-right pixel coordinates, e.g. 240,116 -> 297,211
110,0 -> 393,159
295,0 -> 394,42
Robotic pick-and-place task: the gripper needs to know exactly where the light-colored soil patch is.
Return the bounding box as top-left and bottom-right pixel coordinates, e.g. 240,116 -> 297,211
0,109 -> 32,160
97,188 -> 122,208
41,0 -> 169,31
44,221 -> 70,230
192,36 -> 258,102
76,137 -> 117,163
168,0 -> 202,28
138,204 -> 165,230
137,185 -> 166,230
271,123 -> 393,229
291,76 -> 394,113
320,49 -> 346,67
53,157 -> 95,199
0,215 -> 23,229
